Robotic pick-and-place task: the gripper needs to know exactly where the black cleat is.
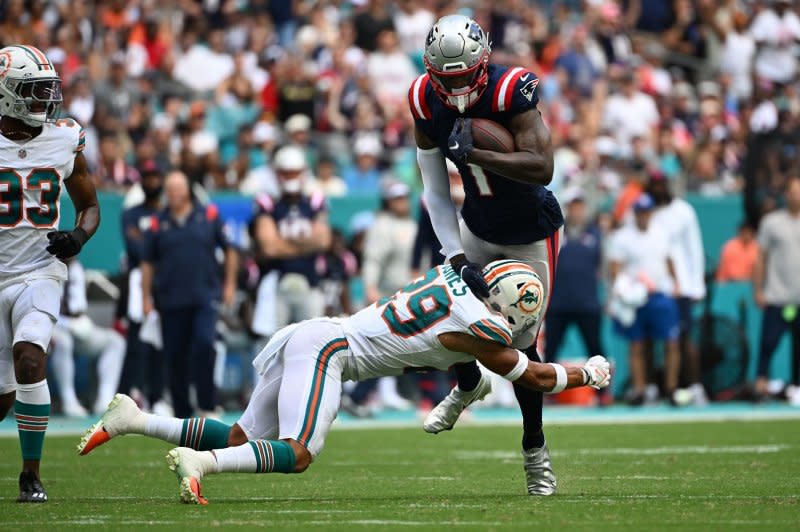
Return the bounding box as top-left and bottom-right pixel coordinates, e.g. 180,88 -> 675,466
17,471 -> 48,503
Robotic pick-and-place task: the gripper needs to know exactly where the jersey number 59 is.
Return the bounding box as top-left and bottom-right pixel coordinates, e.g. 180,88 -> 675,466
0,169 -> 60,227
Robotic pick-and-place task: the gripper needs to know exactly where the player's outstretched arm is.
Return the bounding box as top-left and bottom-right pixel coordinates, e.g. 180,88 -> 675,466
438,332 -> 610,392
46,152 -> 100,259
466,109 -> 554,186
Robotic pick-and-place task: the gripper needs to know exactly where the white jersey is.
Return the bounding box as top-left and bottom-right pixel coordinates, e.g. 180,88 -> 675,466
341,265 -> 513,380
0,118 -> 85,283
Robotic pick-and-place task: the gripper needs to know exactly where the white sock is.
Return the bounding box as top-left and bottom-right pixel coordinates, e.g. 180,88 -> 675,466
211,442 -> 258,473
94,331 -> 126,410
143,414 -> 183,444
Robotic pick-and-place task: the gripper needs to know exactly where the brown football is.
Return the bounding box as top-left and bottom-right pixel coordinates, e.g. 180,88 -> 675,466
472,118 -> 515,153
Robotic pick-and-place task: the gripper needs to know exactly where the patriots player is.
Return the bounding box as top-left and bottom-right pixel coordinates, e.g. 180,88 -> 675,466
0,45 -> 100,502
410,15 -> 564,495
78,261 -> 610,504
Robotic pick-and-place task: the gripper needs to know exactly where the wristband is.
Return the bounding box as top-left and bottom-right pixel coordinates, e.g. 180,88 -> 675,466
547,363 -> 568,394
72,227 -> 90,246
502,350 -> 529,382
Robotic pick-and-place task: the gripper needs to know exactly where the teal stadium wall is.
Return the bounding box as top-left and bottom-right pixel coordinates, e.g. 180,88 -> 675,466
61,192 -> 790,390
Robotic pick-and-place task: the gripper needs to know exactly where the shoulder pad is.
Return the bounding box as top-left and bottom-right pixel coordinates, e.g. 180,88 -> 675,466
492,67 -> 539,113
468,318 -> 513,347
408,73 -> 432,120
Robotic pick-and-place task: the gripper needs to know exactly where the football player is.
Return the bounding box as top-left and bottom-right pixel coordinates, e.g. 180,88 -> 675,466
78,261 -> 610,505
0,45 -> 100,502
410,15 -> 564,495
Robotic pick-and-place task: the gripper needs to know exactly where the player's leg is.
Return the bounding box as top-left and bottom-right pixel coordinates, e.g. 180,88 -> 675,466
651,295 -> 681,402
90,327 -> 126,414
49,324 -> 86,416
166,323 -> 345,504
543,311 -> 570,362
190,303 -> 218,414
503,229 -> 562,495
755,305 -> 787,397
161,307 -> 193,418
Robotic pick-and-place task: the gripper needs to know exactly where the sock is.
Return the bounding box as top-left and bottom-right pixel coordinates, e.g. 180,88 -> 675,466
212,440 -> 296,474
517,345 -> 545,450
453,361 -> 482,392
143,416 -> 231,450
15,380 -> 50,461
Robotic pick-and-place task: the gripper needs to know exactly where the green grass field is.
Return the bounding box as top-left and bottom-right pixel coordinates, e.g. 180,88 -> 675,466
1,420 -> 799,530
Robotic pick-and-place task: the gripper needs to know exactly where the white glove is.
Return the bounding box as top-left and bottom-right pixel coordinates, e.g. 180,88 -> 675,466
582,356 -> 611,390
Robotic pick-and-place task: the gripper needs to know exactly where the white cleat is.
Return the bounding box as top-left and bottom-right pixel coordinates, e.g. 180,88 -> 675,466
76,393 -> 145,456
166,448 -> 215,505
523,443 -> 557,496
423,373 -> 491,434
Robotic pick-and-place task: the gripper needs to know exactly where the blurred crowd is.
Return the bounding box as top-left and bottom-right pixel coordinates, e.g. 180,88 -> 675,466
9,0 -> 799,414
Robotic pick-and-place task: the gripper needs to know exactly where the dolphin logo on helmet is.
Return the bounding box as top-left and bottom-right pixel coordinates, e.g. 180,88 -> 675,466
482,260 -> 545,337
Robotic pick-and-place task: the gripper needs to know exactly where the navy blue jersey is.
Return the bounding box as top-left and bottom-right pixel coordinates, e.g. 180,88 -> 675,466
142,202 -> 230,309
253,192 -> 327,287
121,203 -> 160,269
410,64 -> 563,245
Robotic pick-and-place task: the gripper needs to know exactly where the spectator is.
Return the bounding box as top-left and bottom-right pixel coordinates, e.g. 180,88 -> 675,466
93,52 -> 139,132
717,222 -> 759,282
172,27 -> 234,94
750,0 -> 800,85
603,70 -> 660,158
319,229 -> 358,316
544,191 -> 604,384
648,172 -> 708,405
753,177 -> 800,398
141,171 -> 238,417
50,258 -> 126,417
353,0 -> 394,52
393,0 -> 435,57
306,156 -> 347,198
250,146 -> 332,334
96,133 -> 140,190
366,28 -> 418,113
118,161 -> 166,412
608,194 -> 682,405
343,134 -> 384,194
362,180 -> 418,304
284,113 -> 318,171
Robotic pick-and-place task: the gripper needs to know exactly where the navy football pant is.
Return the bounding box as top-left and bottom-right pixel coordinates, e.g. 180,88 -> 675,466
160,303 -> 218,417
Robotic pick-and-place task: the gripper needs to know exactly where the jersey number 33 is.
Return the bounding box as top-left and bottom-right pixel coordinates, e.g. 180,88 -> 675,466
0,169 -> 60,227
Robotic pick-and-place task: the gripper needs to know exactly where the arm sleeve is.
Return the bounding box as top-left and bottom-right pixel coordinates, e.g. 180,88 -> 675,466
418,147 -> 463,261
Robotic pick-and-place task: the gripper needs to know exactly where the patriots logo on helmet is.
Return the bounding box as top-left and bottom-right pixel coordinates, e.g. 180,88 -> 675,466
467,22 -> 483,43
520,78 -> 539,102
425,28 -> 436,48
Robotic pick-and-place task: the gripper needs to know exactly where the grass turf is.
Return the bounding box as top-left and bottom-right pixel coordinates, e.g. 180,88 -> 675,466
0,420 -> 798,530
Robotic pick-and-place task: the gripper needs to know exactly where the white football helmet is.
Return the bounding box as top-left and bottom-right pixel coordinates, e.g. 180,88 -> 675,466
0,45 -> 62,126
423,14 -> 491,113
483,260 -> 545,337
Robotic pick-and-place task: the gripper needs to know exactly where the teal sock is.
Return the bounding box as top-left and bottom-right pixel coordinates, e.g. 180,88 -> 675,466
15,380 -> 51,461
180,418 -> 231,450
248,440 -> 296,473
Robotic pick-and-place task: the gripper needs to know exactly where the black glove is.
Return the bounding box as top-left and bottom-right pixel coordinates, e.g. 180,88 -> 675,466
450,254 -> 490,299
46,228 -> 89,259
448,117 -> 474,164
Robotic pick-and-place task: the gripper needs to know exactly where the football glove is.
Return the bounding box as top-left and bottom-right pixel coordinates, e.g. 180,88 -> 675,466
46,228 -> 89,259
450,254 -> 490,299
581,355 -> 611,390
448,117 -> 474,164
